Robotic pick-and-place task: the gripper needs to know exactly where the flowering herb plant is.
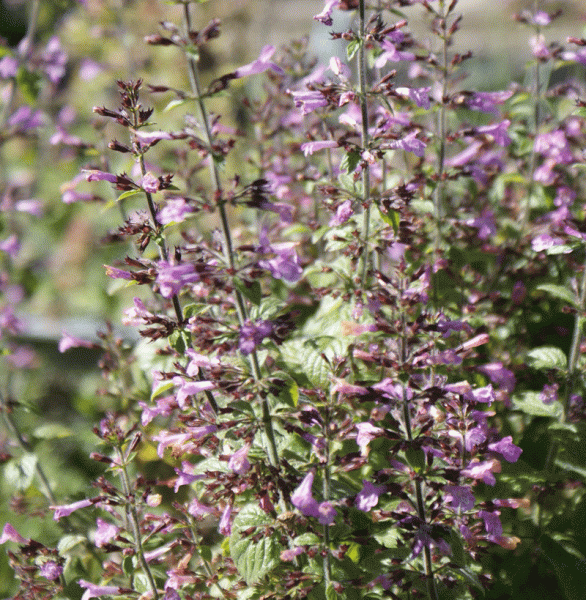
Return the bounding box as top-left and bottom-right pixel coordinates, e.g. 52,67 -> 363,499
2,0 -> 586,599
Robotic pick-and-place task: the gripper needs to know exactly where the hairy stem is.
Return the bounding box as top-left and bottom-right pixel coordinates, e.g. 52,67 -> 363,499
358,0 -> 372,286
116,446 -> 160,600
182,3 -> 280,468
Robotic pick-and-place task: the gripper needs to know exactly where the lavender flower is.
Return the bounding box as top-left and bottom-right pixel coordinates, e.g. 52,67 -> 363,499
39,561 -> 63,580
156,261 -> 200,298
314,0 -> 340,25
0,523 -> 28,544
290,91 -> 328,116
78,580 -> 122,600
291,471 -> 337,525
443,485 -> 475,512
52,498 -> 93,520
355,480 -> 386,512
238,319 -> 273,355
488,436 -> 522,463
228,443 -> 251,474
94,518 -> 119,548
234,45 -> 284,78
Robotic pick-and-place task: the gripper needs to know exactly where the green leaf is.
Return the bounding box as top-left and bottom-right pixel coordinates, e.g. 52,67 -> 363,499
33,423 -> 74,439
169,330 -> 186,354
117,190 -> 140,202
513,391 -> 563,418
4,453 -> 37,491
378,207 -> 400,235
151,380 -> 175,400
57,535 -> 86,555
404,448 -> 426,472
346,39 -> 360,61
340,150 -> 361,174
229,504 -> 281,584
527,346 -> 567,370
233,277 -> 262,306
303,349 -> 331,388
539,535 -> 586,600
16,67 -> 42,103
536,284 -> 577,307
293,532 -> 320,546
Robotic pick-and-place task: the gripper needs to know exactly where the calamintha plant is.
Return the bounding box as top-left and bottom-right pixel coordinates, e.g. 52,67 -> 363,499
3,0 -> 586,599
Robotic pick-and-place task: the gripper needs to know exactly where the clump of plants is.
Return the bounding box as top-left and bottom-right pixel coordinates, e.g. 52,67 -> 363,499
2,1 -> 586,599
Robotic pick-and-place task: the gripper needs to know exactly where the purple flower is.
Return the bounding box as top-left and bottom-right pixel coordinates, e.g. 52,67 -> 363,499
94,518 -> 119,548
58,332 -> 96,353
228,444 -> 251,474
532,234 -> 568,253
281,546 -> 304,561
41,36 -> 68,84
562,47 -> 586,65
0,523 -> 28,544
238,319 -> 273,355
374,39 -> 415,68
477,120 -> 511,146
387,131 -> 426,157
258,231 -> 302,282
355,422 -> 384,455
40,561 -> 63,580
301,140 -> 337,156
52,499 -> 93,521
466,90 -> 513,114
141,172 -> 160,193
396,86 -> 431,110
443,485 -> 475,512
0,234 -> 20,258
157,261 -> 200,298
79,58 -> 107,80
533,10 -> 551,26
188,497 -> 213,517
534,130 -> 573,163
291,471 -> 319,517
412,524 -> 451,558
7,106 -> 45,130
461,459 -> 500,486
15,199 -> 43,216
329,199 -> 354,226
0,56 -> 18,78
158,197 -> 194,224
478,510 -> 503,540
317,502 -> 337,525
78,580 -> 122,600
104,265 -> 133,280
219,504 -> 232,535
85,169 -> 118,183
173,377 -> 216,409
488,436 -> 522,463
355,480 -> 386,512
234,45 -> 284,78
290,90 -> 328,115
478,362 -> 516,394
314,0 -> 340,25
291,472 -> 337,525
329,56 -> 350,79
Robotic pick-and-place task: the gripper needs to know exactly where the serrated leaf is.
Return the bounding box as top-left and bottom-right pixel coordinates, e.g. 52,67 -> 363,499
233,277 -> 261,306
57,534 -> 86,555
452,567 -> 484,592
378,207 -> 400,234
4,453 -> 37,491
229,504 -> 281,584
536,284 -> 577,307
33,423 -> 74,439
303,349 -> 331,388
340,150 -> 361,174
513,391 -> 563,418
527,346 -> 567,370
373,526 -> 400,548
293,532 -> 320,546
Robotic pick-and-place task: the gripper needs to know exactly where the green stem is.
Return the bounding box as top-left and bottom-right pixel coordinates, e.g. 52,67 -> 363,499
181,2 -> 279,469
133,123 -> 219,415
323,404 -> 333,589
0,392 -> 57,506
358,0 -> 372,286
117,447 -> 160,600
